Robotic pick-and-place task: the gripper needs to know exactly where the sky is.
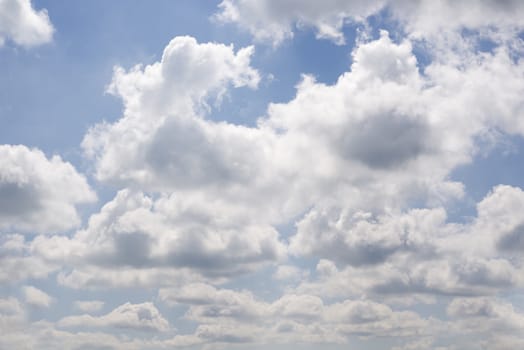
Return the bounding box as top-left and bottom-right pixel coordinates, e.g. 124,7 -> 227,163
1,1 -> 524,349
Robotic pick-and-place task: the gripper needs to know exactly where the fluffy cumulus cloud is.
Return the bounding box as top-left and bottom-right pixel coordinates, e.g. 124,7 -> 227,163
82,27 -> 524,238
82,36 -> 261,190
158,284 -> 436,346
389,0 -> 524,40
0,298 -> 157,350
58,302 -> 169,332
41,10 -> 524,348
2,1 -> 524,349
22,285 -> 53,308
216,0 -> 524,46
0,234 -> 58,283
0,0 -> 53,47
446,297 -> 524,346
215,0 -> 385,45
291,185 -> 524,304
31,188 -> 286,289
291,185 -> 524,270
0,145 -> 96,234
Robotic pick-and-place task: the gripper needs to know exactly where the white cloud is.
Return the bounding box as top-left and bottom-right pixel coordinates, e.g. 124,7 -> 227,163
215,0 -> 524,46
0,0 -> 53,47
58,302 -> 169,332
166,284 -> 267,323
73,300 -> 105,313
447,297 -> 524,346
0,145 -> 96,234
291,185 -> 524,303
73,28 -> 524,297
273,265 -> 307,282
93,31 -> 524,220
0,234 -> 58,284
484,334 -> 524,350
56,265 -> 199,290
159,282 -> 252,307
447,297 -> 510,319
81,35 -> 302,226
391,338 -> 436,350
34,188 -> 286,288
262,30 -> 523,197
271,294 -> 323,320
0,319 -> 152,350
82,36 -> 260,190
192,323 -> 260,344
215,0 -> 385,45
159,284 -> 435,344
80,34 -> 416,224
2,4 -> 523,348
0,297 -> 28,349
22,286 -> 53,308
475,185 -> 524,254
325,299 -> 433,337
290,206 -> 445,267
390,0 -> 524,40
0,296 -> 23,315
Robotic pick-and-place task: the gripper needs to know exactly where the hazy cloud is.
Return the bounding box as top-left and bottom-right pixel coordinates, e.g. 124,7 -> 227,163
22,285 -> 53,308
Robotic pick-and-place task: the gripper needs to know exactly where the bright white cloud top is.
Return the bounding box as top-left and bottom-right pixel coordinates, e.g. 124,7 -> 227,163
1,1 -> 524,350
0,0 -> 53,47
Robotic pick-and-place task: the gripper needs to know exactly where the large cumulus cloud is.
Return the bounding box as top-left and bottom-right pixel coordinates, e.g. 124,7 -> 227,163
32,188 -> 286,289
82,29 -> 524,232
65,22 -> 524,300
292,185 -> 524,304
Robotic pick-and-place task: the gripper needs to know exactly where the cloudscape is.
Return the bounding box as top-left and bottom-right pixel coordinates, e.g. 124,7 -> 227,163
1,1 -> 524,349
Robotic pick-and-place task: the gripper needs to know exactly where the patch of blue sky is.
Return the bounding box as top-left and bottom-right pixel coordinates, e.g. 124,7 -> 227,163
449,136 -> 524,222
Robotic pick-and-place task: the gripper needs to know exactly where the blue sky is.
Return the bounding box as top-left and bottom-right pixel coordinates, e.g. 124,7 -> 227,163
2,1 -> 524,349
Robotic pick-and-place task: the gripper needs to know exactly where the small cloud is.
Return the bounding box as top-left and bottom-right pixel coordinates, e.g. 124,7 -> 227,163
22,285 -> 53,308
